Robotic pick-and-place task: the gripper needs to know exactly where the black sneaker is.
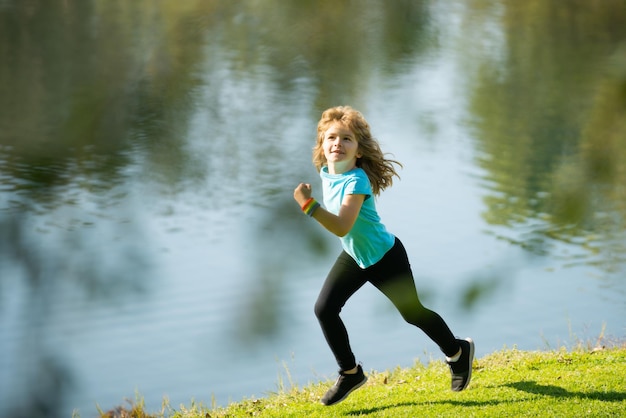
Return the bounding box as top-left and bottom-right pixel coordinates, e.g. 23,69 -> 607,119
320,365 -> 367,406
447,337 -> 475,392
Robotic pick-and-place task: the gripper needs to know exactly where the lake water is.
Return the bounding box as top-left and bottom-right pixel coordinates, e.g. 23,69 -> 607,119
1,1 -> 625,417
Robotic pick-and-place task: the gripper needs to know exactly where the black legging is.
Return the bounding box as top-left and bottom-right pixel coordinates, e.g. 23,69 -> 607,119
314,237 -> 460,371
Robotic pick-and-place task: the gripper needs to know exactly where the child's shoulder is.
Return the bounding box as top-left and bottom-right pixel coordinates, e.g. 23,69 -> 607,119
346,168 -> 372,193
348,167 -> 368,182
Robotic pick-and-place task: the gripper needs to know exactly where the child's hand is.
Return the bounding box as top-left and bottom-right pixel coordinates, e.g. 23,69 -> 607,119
294,183 -> 313,207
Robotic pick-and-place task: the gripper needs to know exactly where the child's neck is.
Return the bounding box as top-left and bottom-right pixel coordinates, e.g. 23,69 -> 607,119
327,160 -> 357,175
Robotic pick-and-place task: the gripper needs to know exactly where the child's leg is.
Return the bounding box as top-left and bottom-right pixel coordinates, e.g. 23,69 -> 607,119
368,238 -> 460,357
314,251 -> 368,371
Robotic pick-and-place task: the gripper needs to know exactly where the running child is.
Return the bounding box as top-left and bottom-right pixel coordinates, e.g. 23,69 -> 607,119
293,105 -> 474,406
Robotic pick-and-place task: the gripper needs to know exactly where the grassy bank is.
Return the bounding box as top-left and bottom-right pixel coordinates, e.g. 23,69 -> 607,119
97,346 -> 626,418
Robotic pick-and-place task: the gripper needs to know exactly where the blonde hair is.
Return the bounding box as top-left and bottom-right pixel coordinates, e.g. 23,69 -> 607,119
312,106 -> 402,196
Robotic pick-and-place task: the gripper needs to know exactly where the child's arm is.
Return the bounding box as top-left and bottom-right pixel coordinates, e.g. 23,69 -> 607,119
294,183 -> 364,237
311,194 -> 364,237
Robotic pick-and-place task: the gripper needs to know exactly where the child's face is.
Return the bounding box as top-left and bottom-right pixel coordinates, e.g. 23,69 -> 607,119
322,122 -> 361,174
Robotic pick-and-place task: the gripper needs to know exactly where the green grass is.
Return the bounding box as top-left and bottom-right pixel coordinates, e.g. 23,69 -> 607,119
95,346 -> 626,418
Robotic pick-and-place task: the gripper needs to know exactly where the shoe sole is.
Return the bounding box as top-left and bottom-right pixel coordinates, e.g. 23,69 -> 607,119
321,375 -> 368,406
458,337 -> 475,391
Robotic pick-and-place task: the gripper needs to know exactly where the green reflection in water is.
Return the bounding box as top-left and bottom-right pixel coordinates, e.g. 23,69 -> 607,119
463,0 -> 626,272
1,0 -> 625,416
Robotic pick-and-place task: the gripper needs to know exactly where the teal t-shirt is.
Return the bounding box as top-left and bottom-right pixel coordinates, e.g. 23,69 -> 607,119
320,166 -> 395,268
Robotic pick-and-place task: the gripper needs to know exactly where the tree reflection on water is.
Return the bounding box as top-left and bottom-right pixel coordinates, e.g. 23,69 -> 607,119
463,1 -> 626,272
1,0 -> 211,415
0,0 -> 625,416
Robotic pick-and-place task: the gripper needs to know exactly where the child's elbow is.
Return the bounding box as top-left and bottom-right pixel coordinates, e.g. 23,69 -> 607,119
328,219 -> 354,237
335,226 -> 351,237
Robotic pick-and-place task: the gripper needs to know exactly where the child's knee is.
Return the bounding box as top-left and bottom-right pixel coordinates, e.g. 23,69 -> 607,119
314,298 -> 340,320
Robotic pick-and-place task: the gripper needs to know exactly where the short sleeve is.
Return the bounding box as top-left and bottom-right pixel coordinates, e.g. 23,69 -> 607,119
344,171 -> 372,198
